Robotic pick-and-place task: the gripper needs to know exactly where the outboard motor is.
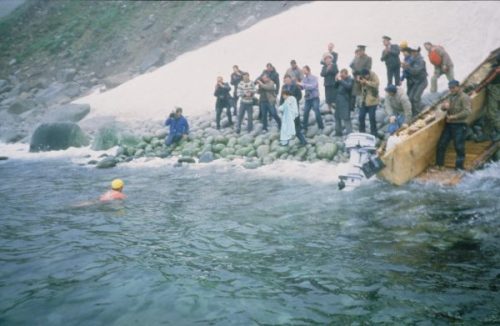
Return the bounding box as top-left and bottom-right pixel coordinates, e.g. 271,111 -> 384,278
338,133 -> 384,190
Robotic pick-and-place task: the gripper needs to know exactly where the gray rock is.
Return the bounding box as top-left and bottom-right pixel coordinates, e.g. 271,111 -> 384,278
199,151 -> 214,163
103,72 -> 131,89
30,122 -> 89,152
7,99 -> 36,115
154,129 -> 167,139
0,156 -> 8,161
42,103 -> 90,123
243,158 -> 261,169
87,160 -> 98,165
256,144 -> 270,158
63,82 -> 81,98
316,143 -> 337,160
237,134 -> 253,146
212,143 -> 225,153
96,157 -> 117,169
139,48 -> 164,73
35,82 -> 68,105
262,155 -> 275,165
56,68 -> 77,83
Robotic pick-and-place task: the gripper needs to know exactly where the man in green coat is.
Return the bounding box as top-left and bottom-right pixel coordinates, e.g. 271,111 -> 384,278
436,80 -> 471,170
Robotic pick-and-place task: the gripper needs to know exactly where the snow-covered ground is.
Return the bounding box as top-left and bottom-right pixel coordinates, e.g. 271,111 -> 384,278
75,1 -> 500,122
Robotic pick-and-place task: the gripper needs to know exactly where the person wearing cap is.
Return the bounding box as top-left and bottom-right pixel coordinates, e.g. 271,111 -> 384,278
358,68 -> 380,136
320,42 -> 339,66
296,65 -> 324,132
381,36 -> 401,87
214,76 -> 233,130
285,60 -> 304,82
165,107 -> 189,146
350,45 -> 372,110
100,179 -> 126,202
230,65 -> 245,116
320,54 -> 339,113
424,42 -> 455,93
435,80 -> 471,170
334,68 -> 354,136
384,84 -> 412,135
402,47 -> 428,116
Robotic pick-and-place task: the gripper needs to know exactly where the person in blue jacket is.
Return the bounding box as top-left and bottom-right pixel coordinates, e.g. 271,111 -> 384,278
165,107 -> 189,146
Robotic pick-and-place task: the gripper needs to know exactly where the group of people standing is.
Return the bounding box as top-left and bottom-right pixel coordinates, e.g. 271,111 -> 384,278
213,37 -> 457,145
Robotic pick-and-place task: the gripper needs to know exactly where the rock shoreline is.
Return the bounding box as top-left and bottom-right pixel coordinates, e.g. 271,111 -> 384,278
89,102 -> 392,169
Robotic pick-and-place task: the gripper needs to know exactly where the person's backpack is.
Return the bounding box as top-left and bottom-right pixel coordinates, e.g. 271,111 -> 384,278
428,48 -> 442,66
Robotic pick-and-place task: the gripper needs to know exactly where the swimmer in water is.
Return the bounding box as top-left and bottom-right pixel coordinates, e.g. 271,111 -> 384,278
100,179 -> 127,202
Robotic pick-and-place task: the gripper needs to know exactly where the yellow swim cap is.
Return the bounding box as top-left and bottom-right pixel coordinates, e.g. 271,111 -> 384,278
111,179 -> 124,190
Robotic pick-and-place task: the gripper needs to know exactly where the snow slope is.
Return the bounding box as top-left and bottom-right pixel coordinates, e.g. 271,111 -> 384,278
75,1 -> 500,121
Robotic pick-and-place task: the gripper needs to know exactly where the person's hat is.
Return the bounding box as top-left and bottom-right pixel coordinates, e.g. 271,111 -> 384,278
382,35 -> 391,41
111,179 -> 124,190
400,40 -> 408,49
357,45 -> 366,50
448,80 -> 460,88
385,84 -> 397,93
360,68 -> 370,76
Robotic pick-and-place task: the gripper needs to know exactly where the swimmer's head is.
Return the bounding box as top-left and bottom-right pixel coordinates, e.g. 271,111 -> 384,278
111,179 -> 124,191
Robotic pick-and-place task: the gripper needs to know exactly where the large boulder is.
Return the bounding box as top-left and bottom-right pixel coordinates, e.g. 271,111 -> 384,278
316,143 -> 338,160
42,103 -> 90,123
96,157 -> 117,169
56,68 -> 77,83
30,122 -> 89,152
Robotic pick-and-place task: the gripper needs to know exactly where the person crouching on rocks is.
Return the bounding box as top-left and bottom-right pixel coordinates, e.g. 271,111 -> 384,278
100,179 -> 127,202
278,90 -> 299,146
165,107 -> 189,146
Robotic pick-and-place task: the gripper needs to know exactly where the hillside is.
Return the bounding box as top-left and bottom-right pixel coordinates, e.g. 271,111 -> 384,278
75,1 -> 500,122
0,0 -> 304,142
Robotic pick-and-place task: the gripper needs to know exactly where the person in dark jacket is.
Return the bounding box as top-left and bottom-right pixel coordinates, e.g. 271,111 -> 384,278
257,63 -> 280,95
165,107 -> 189,146
334,69 -> 354,136
402,47 -> 428,116
435,80 -> 471,170
381,35 -> 401,86
230,65 -> 244,116
214,76 -> 233,130
321,42 -> 339,66
320,54 -> 339,113
280,75 -> 306,145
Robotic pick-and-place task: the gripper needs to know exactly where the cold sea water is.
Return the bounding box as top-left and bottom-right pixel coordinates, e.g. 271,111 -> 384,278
0,156 -> 499,325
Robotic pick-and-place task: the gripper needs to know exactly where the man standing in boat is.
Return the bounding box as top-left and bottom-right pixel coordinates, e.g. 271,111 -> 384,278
435,80 -> 471,170
424,42 -> 454,93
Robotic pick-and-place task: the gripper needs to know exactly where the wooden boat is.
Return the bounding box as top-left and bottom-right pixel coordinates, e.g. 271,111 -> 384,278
377,47 -> 500,186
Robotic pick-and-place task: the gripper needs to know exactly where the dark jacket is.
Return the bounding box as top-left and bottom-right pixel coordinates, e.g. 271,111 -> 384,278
334,77 -> 354,120
279,83 -> 302,105
381,44 -> 401,68
214,82 -> 232,107
446,91 -> 471,124
320,63 -> 339,87
165,115 -> 189,137
407,54 -> 428,83
350,54 -> 372,77
230,71 -> 244,96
